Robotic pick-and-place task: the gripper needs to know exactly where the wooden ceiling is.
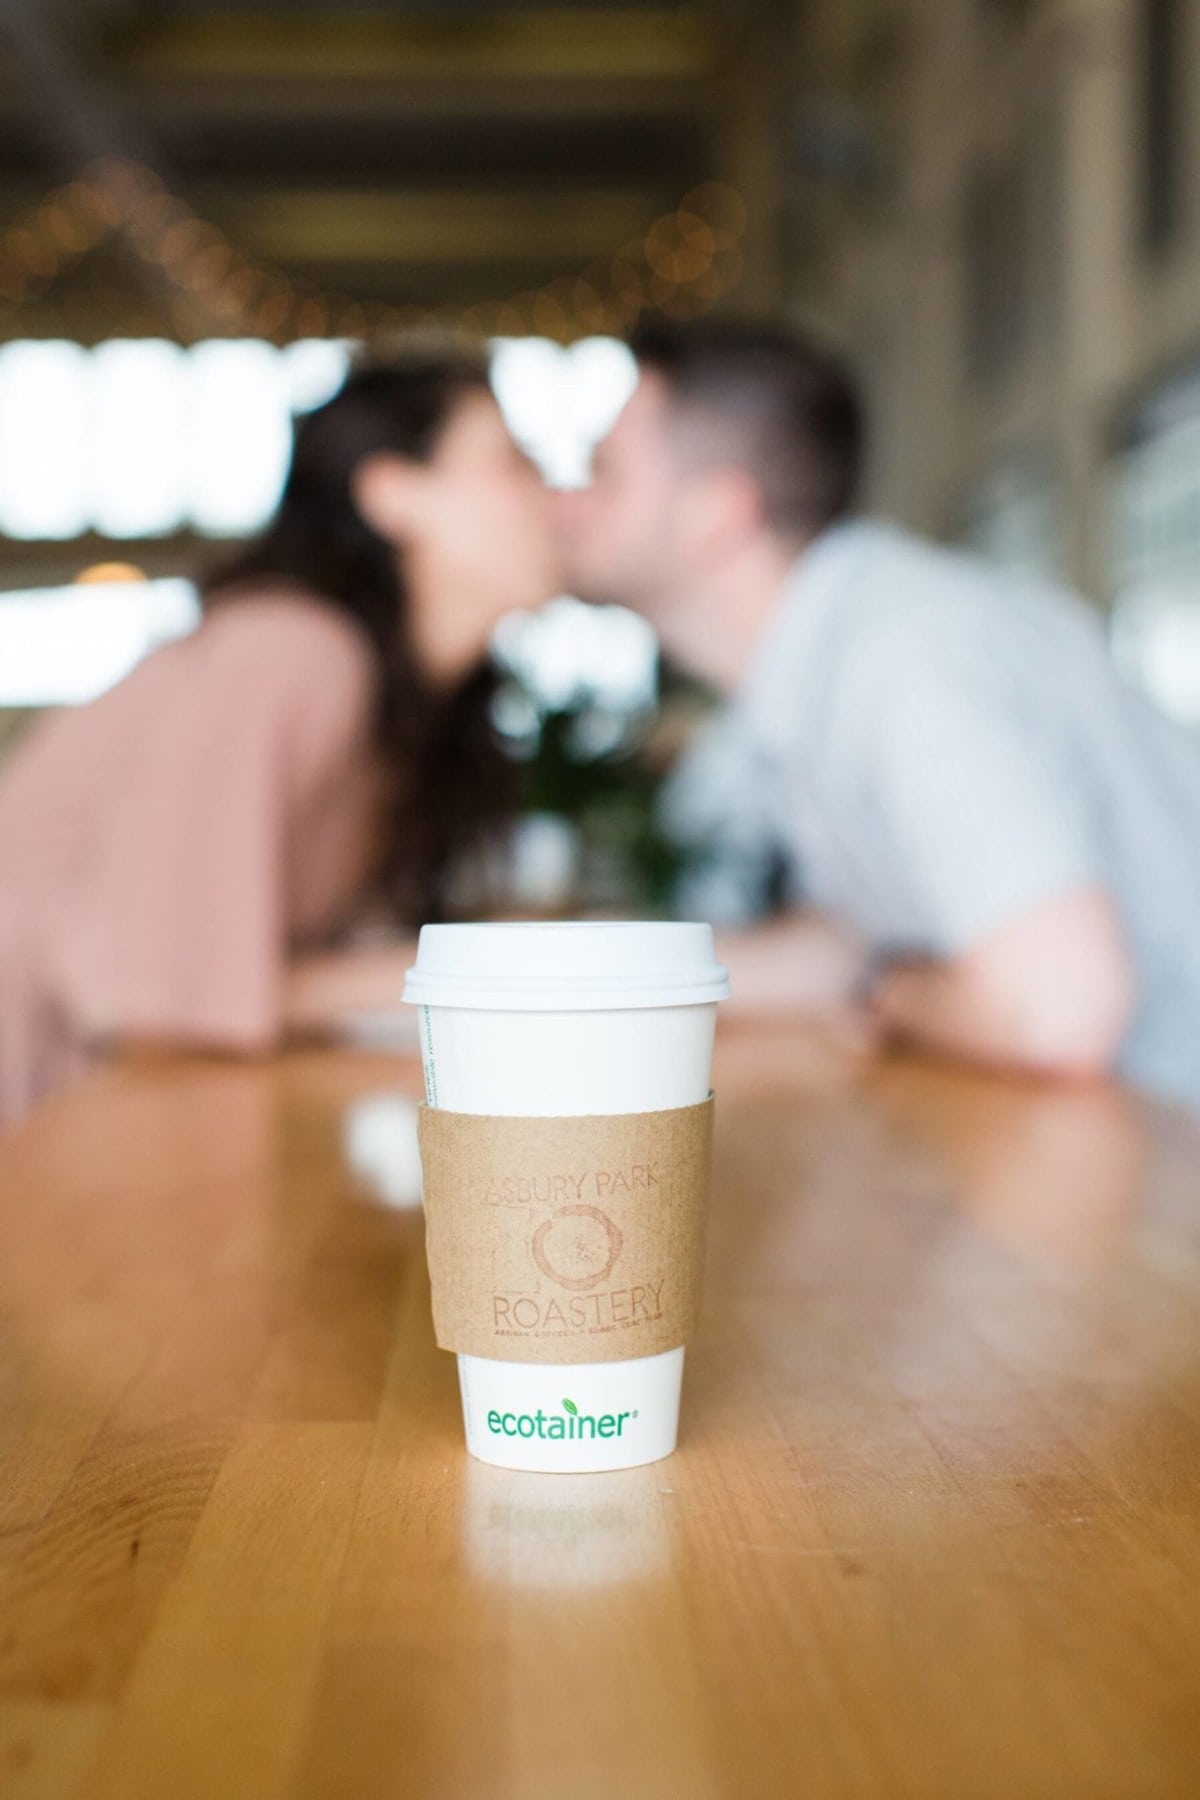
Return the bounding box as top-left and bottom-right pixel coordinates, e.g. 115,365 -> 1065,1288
0,2 -> 783,337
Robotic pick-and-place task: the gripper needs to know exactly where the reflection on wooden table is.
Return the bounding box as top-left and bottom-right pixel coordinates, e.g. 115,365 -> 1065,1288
2,1023 -> 1200,1798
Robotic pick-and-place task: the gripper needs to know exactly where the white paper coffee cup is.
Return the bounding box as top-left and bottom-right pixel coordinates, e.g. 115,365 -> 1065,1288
403,921 -> 728,1472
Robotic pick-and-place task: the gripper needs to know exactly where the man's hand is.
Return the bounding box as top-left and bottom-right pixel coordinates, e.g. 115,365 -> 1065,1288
716,912 -> 878,1051
871,887 -> 1133,1080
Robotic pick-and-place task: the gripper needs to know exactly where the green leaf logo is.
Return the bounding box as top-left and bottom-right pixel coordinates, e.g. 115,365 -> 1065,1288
562,1398 -> 578,1415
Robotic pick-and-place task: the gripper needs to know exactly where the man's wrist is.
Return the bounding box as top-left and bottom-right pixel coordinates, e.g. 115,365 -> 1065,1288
852,945 -> 923,1010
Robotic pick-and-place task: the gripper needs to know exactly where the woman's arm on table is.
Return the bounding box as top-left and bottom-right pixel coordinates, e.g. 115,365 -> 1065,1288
284,940 -> 419,1040
102,940 -> 419,1062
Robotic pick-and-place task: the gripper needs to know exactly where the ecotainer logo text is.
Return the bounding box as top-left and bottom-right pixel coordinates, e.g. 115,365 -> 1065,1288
486,1396 -> 638,1442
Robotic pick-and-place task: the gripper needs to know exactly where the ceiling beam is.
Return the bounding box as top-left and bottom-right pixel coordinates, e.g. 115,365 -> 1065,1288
111,76 -> 705,126
104,8 -> 720,85
196,184 -> 672,265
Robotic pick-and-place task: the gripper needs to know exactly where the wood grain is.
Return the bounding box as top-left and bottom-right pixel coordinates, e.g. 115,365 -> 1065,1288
2,1029 -> 1200,1798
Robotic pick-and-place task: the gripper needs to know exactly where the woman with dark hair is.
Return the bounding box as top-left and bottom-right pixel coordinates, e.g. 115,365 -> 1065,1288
0,344 -> 558,1126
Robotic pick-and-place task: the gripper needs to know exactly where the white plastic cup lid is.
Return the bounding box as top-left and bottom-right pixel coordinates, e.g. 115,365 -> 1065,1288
402,921 -> 730,1012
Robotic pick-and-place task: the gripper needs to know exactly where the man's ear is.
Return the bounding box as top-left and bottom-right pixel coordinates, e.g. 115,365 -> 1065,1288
350,451 -> 427,541
683,465 -> 765,555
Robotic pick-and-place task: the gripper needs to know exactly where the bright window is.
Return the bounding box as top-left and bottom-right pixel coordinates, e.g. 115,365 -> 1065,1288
90,339 -> 189,539
0,341 -> 91,540
1110,381 -> 1200,727
0,335 -> 650,712
0,333 -> 636,539
0,579 -> 200,706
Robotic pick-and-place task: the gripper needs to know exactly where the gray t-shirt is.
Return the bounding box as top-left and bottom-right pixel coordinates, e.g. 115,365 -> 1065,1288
688,519 -> 1200,1104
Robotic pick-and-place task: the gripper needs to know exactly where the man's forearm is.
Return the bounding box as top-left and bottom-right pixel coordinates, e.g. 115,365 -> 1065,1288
872,960 -> 1020,1068
715,912 -> 870,1017
873,957 -> 1117,1080
871,889 -> 1135,1081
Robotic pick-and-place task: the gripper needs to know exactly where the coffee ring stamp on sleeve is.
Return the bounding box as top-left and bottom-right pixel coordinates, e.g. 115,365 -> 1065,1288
418,1098 -> 714,1366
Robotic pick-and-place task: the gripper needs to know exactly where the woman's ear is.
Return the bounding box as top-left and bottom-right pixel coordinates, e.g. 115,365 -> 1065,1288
351,451 -> 427,543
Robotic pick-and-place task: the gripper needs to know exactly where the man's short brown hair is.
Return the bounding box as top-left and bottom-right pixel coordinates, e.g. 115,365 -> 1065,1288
628,318 -> 865,538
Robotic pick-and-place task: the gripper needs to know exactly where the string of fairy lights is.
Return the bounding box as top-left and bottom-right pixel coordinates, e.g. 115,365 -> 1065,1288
0,156 -> 748,343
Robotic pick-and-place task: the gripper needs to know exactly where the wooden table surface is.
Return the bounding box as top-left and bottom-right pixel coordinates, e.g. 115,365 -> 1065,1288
3,1024 -> 1200,1799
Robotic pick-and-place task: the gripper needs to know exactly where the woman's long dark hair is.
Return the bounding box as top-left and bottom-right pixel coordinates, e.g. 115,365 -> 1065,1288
204,345 -> 514,927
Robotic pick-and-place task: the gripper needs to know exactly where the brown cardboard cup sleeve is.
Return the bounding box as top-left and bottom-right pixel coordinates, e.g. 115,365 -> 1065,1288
417,1097 -> 714,1365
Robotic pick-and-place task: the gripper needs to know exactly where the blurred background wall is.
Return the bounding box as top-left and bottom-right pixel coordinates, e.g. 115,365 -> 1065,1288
1,0 -> 1198,888
785,0 -> 1200,726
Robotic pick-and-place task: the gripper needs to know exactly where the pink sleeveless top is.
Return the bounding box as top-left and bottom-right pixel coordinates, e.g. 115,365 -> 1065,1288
0,588 -> 384,1127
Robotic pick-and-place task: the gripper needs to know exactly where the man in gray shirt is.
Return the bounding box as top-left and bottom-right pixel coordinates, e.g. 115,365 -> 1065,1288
559,320 -> 1200,1104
